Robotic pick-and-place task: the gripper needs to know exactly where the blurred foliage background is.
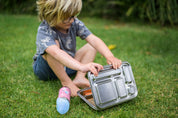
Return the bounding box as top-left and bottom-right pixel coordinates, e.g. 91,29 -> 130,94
0,0 -> 177,26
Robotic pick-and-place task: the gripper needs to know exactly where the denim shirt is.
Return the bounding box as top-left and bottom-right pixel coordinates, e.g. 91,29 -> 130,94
33,18 -> 91,61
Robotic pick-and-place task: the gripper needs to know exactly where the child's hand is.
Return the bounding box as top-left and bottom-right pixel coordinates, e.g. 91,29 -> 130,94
106,56 -> 122,69
80,62 -> 103,76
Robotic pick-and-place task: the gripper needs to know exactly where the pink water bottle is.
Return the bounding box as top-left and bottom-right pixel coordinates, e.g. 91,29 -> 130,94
56,87 -> 71,114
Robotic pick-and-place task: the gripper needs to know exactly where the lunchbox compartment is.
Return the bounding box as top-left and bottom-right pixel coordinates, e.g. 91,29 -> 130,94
77,87 -> 99,110
95,80 -> 118,104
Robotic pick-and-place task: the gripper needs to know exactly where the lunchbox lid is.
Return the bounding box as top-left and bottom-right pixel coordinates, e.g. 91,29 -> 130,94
77,61 -> 138,110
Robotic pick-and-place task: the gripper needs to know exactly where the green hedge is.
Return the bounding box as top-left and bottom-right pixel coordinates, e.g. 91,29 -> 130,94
82,0 -> 178,25
0,0 -> 177,25
0,0 -> 36,14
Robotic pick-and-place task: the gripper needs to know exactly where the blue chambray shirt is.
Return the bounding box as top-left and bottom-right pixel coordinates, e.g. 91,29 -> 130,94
33,18 -> 92,61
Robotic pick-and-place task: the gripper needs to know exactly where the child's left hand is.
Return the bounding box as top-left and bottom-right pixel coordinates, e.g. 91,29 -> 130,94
106,56 -> 122,69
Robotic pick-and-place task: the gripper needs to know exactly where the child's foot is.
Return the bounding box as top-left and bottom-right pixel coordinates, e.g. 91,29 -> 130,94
62,82 -> 80,97
73,77 -> 90,89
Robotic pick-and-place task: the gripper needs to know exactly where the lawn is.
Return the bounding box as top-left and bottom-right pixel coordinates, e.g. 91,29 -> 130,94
0,14 -> 177,118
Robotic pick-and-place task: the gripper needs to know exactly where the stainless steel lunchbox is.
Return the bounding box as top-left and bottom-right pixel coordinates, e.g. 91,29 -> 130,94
77,62 -> 138,110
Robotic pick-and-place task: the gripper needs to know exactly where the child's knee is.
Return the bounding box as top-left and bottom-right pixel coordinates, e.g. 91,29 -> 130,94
87,43 -> 97,53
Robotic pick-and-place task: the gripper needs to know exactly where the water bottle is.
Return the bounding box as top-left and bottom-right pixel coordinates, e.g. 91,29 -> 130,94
56,87 -> 71,114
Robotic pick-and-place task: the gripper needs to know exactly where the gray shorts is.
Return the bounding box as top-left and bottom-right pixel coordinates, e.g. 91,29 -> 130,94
33,55 -> 77,81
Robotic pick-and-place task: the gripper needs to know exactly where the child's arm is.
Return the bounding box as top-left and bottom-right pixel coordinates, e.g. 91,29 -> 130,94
85,34 -> 122,69
45,44 -> 103,76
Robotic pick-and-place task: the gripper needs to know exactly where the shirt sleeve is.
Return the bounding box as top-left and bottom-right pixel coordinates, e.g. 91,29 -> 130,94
36,23 -> 57,55
75,18 -> 92,40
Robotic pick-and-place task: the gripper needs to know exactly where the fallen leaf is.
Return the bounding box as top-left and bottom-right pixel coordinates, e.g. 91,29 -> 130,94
108,44 -> 117,50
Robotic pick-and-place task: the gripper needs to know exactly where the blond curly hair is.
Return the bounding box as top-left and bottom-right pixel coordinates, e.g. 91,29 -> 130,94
36,0 -> 82,27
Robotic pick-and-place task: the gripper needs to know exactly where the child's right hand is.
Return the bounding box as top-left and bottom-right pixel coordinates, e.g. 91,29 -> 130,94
80,62 -> 103,76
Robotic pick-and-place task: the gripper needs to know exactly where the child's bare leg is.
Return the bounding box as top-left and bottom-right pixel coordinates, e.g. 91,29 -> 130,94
73,43 -> 97,88
42,54 -> 80,97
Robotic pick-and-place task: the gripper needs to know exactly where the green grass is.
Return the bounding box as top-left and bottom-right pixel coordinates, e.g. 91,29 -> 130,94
0,14 -> 177,118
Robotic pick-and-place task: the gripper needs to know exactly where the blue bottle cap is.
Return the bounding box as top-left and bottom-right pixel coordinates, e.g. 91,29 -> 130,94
56,98 -> 70,114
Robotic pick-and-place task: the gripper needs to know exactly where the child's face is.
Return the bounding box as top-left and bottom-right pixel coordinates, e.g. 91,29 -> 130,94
56,17 -> 75,31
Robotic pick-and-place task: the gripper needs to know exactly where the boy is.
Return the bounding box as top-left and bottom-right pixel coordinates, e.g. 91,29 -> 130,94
33,0 -> 122,97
